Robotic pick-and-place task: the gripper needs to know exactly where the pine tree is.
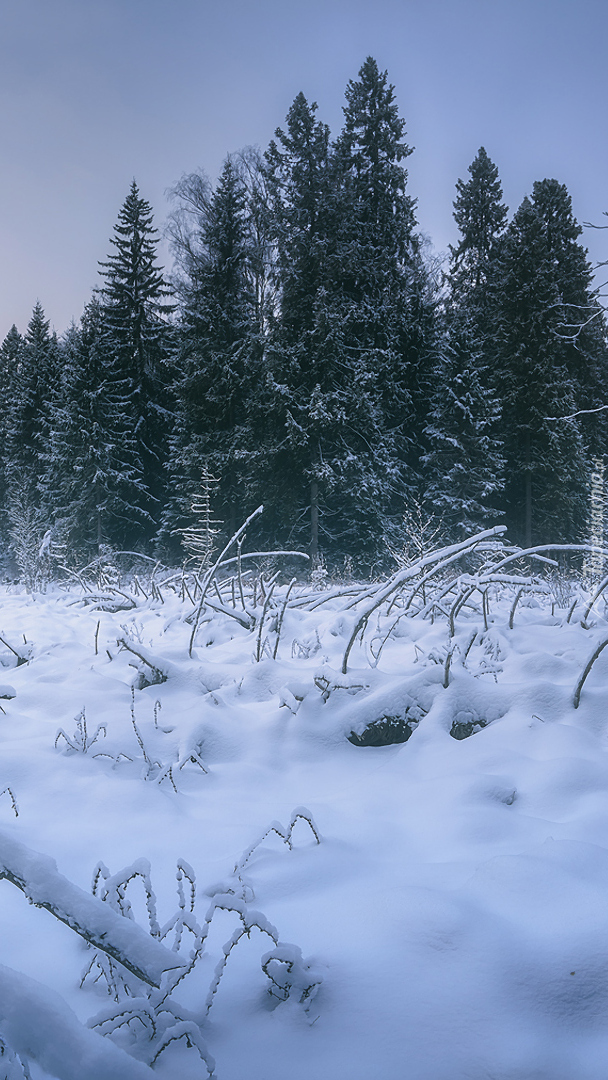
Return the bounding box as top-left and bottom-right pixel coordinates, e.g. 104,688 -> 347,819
493,186 -> 593,545
528,179 -> 608,454
98,181 -> 174,547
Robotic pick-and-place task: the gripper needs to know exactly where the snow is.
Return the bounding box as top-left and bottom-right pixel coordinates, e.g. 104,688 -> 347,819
0,568 -> 608,1077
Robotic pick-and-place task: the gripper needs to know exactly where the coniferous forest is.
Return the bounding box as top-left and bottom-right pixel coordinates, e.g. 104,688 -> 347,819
3,56 -> 607,574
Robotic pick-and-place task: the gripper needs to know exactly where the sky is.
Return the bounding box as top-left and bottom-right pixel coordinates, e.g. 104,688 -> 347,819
0,0 -> 607,340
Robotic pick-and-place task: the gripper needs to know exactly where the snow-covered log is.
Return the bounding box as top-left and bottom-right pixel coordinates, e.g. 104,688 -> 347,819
0,963 -> 154,1078
0,832 -> 186,987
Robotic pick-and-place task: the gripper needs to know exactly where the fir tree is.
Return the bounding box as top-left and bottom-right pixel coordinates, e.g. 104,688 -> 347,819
41,299 -> 152,556
98,181 -> 174,546
0,326 -> 24,524
263,92 -> 336,557
327,57 -> 434,551
260,62 -> 434,567
528,178 -> 608,454
449,147 -> 508,305
422,319 -> 504,538
493,186 -> 592,545
164,158 -> 262,551
7,302 -> 57,506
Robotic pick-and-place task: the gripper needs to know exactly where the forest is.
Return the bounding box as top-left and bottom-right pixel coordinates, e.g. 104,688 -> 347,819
1,55 -> 606,578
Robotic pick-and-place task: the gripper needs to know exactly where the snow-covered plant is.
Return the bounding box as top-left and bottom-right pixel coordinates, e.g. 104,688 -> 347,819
55,708 -> 106,754
0,787 -> 18,817
82,809 -> 323,1072
391,498 -> 444,568
180,467 -> 222,572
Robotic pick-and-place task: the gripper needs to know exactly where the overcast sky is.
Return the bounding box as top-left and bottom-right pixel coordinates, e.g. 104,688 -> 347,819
0,0 -> 606,340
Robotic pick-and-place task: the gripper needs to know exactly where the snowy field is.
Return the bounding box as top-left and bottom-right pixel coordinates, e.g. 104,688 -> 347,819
2,535 -> 608,1079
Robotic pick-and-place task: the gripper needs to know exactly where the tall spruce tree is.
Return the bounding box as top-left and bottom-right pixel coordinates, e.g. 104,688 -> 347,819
330,57 -> 436,535
263,92 -> 339,558
448,147 -> 508,309
165,157 -> 262,551
425,148 -> 508,536
493,184 -> 595,545
262,61 -> 431,567
98,181 -> 174,547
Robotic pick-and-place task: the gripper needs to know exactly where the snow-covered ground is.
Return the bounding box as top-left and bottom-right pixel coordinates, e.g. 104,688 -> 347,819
1,556 -> 608,1079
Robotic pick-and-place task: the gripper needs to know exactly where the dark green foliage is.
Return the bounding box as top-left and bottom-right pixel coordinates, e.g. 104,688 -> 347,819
98,181 -> 174,547
449,147 -> 508,304
492,183 -> 595,545
7,303 -> 58,504
261,60 -> 434,568
423,319 -> 504,538
164,157 -> 263,553
42,300 -> 152,556
0,326 -> 24,516
2,65 -> 605,566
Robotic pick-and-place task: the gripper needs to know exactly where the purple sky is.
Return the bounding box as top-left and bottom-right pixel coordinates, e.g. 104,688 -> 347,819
1,0 -> 606,339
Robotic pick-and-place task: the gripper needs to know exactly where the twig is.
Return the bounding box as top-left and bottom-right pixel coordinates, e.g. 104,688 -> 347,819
573,636 -> 608,708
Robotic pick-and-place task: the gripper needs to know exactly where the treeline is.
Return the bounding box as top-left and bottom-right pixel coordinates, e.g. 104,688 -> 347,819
1,57 -> 606,573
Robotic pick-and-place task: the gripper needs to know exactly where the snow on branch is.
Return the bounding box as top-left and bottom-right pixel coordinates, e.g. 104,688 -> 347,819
544,404 -> 608,422
0,831 -> 186,987
0,963 -> 154,1079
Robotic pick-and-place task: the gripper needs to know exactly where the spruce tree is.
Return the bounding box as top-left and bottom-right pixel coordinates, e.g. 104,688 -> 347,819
327,57 -> 434,553
261,61 -> 432,567
98,181 -> 174,546
41,299 -> 152,557
7,302 -> 56,505
493,185 -> 593,545
528,179 -> 608,454
263,92 -> 337,557
449,147 -> 508,307
422,319 -> 504,538
0,326 -> 24,525
166,158 -> 262,549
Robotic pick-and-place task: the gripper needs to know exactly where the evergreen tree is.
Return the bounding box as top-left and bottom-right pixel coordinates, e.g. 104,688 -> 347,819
262,92 -> 338,557
328,57 -> 434,550
422,319 -> 504,538
98,181 -> 174,547
528,179 -> 608,453
261,61 -> 433,567
7,302 -> 57,506
41,299 -> 151,556
165,158 -> 262,548
493,185 -> 594,545
448,147 -> 508,307
0,326 -> 24,522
